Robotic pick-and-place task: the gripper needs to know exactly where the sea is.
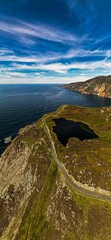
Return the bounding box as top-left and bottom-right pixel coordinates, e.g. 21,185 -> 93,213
1,83 -> 111,155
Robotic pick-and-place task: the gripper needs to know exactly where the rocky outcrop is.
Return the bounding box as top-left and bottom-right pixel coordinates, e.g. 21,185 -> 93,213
63,75 -> 111,98
0,123 -> 51,239
1,105 -> 111,240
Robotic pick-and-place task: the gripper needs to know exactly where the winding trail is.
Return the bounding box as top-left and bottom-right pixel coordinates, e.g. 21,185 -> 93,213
44,119 -> 111,203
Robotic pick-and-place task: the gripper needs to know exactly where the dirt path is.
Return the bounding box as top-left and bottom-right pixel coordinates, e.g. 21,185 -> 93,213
44,120 -> 111,203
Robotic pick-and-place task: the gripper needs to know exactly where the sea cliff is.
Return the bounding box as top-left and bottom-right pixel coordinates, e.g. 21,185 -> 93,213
63,75 -> 111,98
1,105 -> 111,240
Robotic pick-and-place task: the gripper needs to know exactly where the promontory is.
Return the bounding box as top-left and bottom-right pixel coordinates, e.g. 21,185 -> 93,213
1,105 -> 111,240
63,75 -> 111,98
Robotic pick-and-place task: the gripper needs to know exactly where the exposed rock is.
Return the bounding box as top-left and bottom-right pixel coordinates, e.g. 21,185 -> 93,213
4,137 -> 12,144
63,75 -> 111,98
1,105 -> 111,240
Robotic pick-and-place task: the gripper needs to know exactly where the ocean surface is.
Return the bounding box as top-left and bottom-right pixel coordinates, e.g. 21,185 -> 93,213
1,84 -> 111,154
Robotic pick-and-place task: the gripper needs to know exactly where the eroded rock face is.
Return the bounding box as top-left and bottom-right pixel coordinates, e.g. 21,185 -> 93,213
1,106 -> 111,240
0,141 -> 31,237
63,75 -> 111,98
0,123 -> 51,239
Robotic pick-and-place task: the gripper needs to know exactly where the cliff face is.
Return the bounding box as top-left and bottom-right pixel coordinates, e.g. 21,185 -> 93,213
0,123 -> 51,239
63,75 -> 111,98
1,105 -> 111,240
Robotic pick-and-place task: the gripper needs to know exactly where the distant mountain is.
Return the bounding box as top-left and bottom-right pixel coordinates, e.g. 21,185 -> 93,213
63,75 -> 111,98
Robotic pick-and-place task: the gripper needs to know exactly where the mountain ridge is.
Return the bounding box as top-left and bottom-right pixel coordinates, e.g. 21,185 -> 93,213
63,75 -> 111,98
1,105 -> 111,239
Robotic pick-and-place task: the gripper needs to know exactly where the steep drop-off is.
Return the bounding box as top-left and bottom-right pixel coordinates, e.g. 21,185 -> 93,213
63,75 -> 111,98
1,105 -> 111,240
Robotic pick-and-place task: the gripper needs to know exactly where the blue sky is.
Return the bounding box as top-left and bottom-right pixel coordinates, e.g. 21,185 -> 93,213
0,0 -> 111,83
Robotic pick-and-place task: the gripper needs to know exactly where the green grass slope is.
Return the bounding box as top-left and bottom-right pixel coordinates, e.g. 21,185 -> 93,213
1,105 -> 111,240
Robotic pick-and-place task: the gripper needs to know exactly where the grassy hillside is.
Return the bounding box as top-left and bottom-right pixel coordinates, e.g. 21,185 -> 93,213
1,105 -> 111,240
63,75 -> 111,98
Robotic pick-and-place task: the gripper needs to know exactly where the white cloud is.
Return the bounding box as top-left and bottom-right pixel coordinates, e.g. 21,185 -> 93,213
1,57 -> 111,84
0,47 -> 109,64
9,59 -> 111,73
0,20 -> 78,44
1,57 -> 111,76
0,49 -> 14,56
0,73 -> 86,84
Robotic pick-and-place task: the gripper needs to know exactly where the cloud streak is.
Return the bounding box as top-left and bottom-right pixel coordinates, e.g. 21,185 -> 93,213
0,47 -> 110,63
0,0 -> 111,83
0,20 -> 79,44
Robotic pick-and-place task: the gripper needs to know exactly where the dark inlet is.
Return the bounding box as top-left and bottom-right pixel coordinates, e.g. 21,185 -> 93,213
53,118 -> 98,146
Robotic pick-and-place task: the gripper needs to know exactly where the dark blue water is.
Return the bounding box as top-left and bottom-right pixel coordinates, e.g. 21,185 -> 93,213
53,118 -> 98,146
0,84 -> 111,154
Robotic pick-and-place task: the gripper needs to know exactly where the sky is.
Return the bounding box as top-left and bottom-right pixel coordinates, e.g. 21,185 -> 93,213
0,0 -> 111,84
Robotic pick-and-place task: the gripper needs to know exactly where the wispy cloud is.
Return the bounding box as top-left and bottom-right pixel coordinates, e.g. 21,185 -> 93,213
0,0 -> 111,84
0,49 -> 14,56
0,72 -> 87,84
1,57 -> 111,84
3,58 -> 111,72
0,47 -> 109,63
0,20 -> 79,44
